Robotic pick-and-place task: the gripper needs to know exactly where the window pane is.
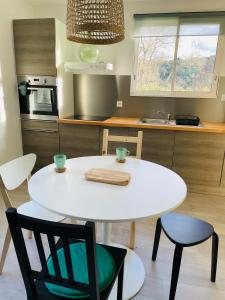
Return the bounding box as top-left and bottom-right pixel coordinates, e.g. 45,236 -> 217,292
179,23 -> 220,36
135,37 -> 176,92
174,36 -> 218,92
134,17 -> 178,37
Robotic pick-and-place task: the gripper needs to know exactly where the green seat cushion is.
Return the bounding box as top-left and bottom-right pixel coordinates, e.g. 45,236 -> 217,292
45,242 -> 116,299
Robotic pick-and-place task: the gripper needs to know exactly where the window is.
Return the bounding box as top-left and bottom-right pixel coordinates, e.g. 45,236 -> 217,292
131,13 -> 225,98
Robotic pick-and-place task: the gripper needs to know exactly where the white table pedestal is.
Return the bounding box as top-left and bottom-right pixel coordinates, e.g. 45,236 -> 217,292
102,223 -> 145,300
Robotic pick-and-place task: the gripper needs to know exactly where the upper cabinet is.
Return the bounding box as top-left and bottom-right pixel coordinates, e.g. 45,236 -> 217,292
13,18 -> 57,76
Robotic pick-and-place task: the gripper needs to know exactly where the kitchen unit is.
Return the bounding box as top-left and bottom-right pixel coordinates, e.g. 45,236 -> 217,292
59,124 -> 100,158
13,18 -> 74,168
13,18 -> 57,76
21,119 -> 59,172
57,117 -> 225,196
13,18 -> 74,118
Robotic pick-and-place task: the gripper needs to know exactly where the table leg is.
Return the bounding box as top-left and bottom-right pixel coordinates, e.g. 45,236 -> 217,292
102,223 -> 112,245
101,223 -> 145,300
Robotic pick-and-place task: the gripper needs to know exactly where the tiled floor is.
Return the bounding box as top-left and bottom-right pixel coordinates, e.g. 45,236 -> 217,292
0,184 -> 225,299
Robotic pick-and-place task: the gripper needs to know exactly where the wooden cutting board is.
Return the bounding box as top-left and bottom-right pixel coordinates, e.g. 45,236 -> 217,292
85,168 -> 131,186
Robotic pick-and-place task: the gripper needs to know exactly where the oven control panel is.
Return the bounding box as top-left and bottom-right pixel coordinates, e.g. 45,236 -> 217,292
17,75 -> 57,86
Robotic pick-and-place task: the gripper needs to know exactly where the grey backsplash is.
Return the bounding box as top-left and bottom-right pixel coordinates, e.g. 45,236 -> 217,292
74,75 -> 225,122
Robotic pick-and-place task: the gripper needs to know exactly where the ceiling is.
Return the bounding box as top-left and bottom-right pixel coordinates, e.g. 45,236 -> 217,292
27,0 -> 225,8
27,0 -> 137,4
27,0 -> 65,4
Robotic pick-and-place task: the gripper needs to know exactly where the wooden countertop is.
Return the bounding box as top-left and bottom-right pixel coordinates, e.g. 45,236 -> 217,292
58,116 -> 225,134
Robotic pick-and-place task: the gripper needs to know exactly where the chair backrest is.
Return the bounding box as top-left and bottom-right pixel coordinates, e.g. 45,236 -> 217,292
102,129 -> 143,159
0,153 -> 36,209
6,208 -> 100,300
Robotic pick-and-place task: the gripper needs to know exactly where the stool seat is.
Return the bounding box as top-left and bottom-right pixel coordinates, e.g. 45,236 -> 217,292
161,213 -> 214,246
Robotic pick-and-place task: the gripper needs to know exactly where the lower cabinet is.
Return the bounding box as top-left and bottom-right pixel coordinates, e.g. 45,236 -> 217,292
129,128 -> 175,168
22,129 -> 59,172
21,120 -> 225,191
59,123 -> 100,158
172,132 -> 225,186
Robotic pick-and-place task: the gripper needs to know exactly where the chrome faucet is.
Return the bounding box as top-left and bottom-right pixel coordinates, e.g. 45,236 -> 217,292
157,110 -> 171,121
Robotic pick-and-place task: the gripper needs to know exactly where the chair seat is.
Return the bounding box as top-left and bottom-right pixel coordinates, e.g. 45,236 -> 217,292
46,242 -> 116,299
161,213 -> 214,246
33,241 -> 127,300
17,201 -> 64,222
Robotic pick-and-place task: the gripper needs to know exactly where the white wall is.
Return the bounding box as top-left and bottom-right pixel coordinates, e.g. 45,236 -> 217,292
0,0 -> 34,164
55,19 -> 75,117
33,0 -> 225,75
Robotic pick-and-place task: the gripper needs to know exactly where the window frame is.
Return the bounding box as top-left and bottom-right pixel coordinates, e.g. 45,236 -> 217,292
131,27 -> 220,98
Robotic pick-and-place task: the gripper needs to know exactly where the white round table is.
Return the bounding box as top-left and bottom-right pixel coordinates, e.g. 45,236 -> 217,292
28,156 -> 187,299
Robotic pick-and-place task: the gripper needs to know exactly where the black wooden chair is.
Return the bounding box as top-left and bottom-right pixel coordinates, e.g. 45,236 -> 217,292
6,208 -> 127,300
152,213 -> 219,300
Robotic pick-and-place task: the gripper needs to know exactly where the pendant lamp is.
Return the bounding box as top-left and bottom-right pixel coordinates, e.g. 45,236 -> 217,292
66,0 -> 125,45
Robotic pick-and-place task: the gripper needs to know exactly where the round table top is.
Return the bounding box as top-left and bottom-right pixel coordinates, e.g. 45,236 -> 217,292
28,156 -> 187,223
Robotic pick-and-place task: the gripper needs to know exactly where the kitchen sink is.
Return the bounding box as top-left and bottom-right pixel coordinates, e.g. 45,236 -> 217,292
140,118 -> 176,125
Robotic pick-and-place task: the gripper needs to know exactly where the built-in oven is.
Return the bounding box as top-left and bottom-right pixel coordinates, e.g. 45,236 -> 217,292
18,76 -> 58,120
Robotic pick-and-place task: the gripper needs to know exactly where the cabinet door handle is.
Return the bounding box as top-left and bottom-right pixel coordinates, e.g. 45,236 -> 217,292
27,87 -> 54,91
23,128 -> 58,133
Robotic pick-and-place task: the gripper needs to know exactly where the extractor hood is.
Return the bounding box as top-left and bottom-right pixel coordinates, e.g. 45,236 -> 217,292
64,62 -> 114,75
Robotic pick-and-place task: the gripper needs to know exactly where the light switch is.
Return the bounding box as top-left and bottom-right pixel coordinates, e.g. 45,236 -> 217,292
221,94 -> 225,102
117,100 -> 123,108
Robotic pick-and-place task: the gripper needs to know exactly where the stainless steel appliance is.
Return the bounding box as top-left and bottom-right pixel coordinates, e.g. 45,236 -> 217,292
18,76 -> 58,120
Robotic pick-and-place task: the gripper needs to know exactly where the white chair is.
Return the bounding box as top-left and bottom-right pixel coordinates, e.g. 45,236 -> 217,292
0,153 -> 64,274
102,129 -> 143,249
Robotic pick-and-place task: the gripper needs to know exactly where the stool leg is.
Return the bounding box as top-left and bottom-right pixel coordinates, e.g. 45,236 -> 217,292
211,232 -> 219,282
169,245 -> 183,300
152,218 -> 162,261
0,227 -> 11,274
129,222 -> 136,249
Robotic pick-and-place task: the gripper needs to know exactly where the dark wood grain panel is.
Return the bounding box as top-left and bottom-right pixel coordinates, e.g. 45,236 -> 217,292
13,18 -> 56,76
172,132 -> 225,186
129,128 -> 175,168
22,129 -> 59,172
21,119 -> 58,131
59,124 -> 100,158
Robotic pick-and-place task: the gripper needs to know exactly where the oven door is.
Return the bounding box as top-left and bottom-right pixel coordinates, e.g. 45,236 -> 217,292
27,87 -> 58,116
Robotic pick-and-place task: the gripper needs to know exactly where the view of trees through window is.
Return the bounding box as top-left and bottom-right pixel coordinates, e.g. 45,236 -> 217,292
135,32 -> 218,94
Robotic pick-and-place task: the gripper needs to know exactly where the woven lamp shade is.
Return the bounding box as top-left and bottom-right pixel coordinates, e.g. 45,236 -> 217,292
66,0 -> 125,45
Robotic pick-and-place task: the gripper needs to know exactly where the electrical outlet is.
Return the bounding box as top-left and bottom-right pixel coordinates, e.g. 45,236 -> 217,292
221,94 -> 225,102
116,100 -> 123,108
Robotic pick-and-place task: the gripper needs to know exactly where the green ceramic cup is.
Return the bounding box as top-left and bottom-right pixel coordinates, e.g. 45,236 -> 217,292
116,147 -> 130,162
54,154 -> 66,169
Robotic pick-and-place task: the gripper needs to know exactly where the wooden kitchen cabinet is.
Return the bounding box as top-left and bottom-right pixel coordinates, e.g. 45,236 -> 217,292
129,128 -> 175,168
172,132 -> 225,186
22,121 -> 59,172
59,124 -> 100,158
13,18 -> 57,76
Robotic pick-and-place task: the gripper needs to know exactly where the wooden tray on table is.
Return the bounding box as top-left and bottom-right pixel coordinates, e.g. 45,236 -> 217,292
85,168 -> 131,186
